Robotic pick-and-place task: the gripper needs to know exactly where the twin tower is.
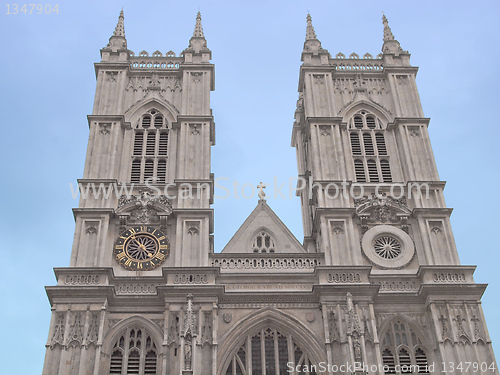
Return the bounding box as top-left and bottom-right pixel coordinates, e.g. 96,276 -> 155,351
42,11 -> 497,375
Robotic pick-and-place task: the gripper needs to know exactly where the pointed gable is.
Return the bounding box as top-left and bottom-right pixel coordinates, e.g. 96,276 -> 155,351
221,200 -> 306,254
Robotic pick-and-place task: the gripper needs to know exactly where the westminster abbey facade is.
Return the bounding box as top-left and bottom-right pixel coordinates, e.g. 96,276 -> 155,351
42,10 -> 498,375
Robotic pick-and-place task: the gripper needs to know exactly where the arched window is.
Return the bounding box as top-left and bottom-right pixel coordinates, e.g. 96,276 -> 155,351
252,231 -> 276,253
348,111 -> 392,182
108,326 -> 158,375
131,109 -> 169,183
223,328 -> 316,375
381,320 -> 430,374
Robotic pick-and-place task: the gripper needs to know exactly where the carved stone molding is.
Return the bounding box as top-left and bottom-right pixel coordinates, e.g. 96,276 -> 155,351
319,125 -> 331,136
50,312 -> 65,349
332,226 -> 344,234
375,279 -> 419,292
85,312 -> 99,347
190,72 -> 203,83
115,283 -> 157,295
189,123 -> 201,135
327,272 -> 361,283
64,274 -> 100,285
106,71 -> 118,82
173,274 -> 208,284
409,126 -> 420,137
212,256 -> 321,271
99,122 -> 111,134
85,226 -> 98,235
67,312 -> 84,347
433,272 -> 466,283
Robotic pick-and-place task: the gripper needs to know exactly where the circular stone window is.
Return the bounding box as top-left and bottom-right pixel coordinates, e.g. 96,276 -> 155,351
361,225 -> 415,269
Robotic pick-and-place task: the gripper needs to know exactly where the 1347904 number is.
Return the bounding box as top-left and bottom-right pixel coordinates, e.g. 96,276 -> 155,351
441,362 -> 496,373
5,4 -> 59,14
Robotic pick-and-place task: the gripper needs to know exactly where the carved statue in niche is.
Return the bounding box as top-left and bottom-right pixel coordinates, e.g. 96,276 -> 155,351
345,293 -> 363,362
328,309 -> 339,342
200,311 -> 213,346
181,294 -> 196,370
167,312 -> 180,348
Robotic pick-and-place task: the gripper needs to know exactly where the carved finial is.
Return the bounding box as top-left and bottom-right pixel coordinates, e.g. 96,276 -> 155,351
192,11 -> 205,38
257,182 -> 267,201
382,14 -> 394,42
113,9 -> 125,37
306,13 -> 317,40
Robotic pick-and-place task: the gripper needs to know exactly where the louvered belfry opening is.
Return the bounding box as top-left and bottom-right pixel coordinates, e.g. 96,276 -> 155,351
349,111 -> 392,183
130,109 -> 169,183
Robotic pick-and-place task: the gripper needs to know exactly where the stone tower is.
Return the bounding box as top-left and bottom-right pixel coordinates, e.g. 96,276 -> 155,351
42,11 -> 216,375
290,13 -> 498,373
42,11 -> 497,375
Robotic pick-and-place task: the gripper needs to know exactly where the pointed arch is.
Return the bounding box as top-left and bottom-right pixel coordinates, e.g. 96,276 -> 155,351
217,308 -> 327,375
248,226 -> 279,253
377,314 -> 430,347
124,97 -> 179,129
378,314 -> 432,374
340,100 -> 394,126
102,315 -> 164,356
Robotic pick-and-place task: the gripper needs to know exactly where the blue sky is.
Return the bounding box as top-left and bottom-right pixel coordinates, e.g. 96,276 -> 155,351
0,0 -> 499,372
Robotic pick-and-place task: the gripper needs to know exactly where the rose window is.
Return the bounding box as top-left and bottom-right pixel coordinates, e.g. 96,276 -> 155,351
374,235 -> 402,259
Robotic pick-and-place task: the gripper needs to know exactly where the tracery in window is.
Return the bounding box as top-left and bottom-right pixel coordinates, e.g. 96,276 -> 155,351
109,326 -> 158,375
348,111 -> 392,182
381,320 -> 430,374
252,231 -> 276,253
131,109 -> 169,183
224,328 -> 316,375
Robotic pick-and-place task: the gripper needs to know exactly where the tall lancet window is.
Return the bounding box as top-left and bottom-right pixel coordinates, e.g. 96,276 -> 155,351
131,109 -> 169,183
109,326 -> 158,375
349,111 -> 392,183
380,320 -> 430,374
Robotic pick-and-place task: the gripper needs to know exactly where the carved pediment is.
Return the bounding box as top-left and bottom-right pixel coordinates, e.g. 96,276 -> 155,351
115,189 -> 172,228
355,193 -> 411,224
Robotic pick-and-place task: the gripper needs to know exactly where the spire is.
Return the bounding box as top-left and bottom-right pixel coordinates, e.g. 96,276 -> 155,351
104,9 -> 127,53
381,14 -> 405,55
382,14 -> 394,42
184,11 -> 210,57
192,11 -> 205,38
302,13 -> 329,65
113,9 -> 125,37
306,13 -> 317,40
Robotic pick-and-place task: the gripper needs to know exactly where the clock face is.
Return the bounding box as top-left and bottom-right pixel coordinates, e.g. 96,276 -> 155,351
114,226 -> 169,270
